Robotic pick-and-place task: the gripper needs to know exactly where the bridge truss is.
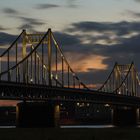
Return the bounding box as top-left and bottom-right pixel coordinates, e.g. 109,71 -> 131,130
98,62 -> 140,96
0,28 -> 140,102
0,29 -> 88,90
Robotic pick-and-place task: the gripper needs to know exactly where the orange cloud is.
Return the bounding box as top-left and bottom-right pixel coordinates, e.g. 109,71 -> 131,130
73,55 -> 108,72
51,53 -> 108,75
53,53 -> 108,72
85,83 -> 102,89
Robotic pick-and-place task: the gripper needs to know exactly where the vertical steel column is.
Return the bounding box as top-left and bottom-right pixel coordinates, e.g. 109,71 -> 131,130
128,73 -> 131,96
112,72 -> 115,92
16,42 -> 18,82
109,78 -> 111,92
37,56 -> 40,84
132,66 -> 136,96
131,63 -> 135,96
34,52 -> 37,84
42,43 -> 44,84
22,30 -> 27,83
7,51 -> 10,81
136,73 -> 138,97
0,57 -> 1,80
31,47 -> 33,83
134,71 -> 137,96
79,81 -> 81,89
115,65 -> 118,94
62,56 -> 64,87
73,74 -> 75,88
130,69 -> 132,96
126,74 -> 129,96
44,68 -> 46,84
56,47 -> 58,87
18,66 -> 20,82
118,67 -> 121,94
26,58 -> 29,84
48,28 -> 52,86
68,66 -> 70,88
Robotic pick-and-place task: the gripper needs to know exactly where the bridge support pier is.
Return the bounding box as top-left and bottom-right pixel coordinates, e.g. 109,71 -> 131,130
16,102 -> 60,128
112,106 -> 139,126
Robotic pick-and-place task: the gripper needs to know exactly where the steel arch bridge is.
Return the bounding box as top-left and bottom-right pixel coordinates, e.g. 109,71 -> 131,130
0,28 -> 140,106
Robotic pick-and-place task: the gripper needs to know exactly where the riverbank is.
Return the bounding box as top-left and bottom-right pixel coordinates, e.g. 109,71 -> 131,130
0,127 -> 140,140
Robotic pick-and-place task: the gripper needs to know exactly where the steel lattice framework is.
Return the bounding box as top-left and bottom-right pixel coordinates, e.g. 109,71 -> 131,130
0,29 -> 88,90
0,28 -> 140,102
98,62 -> 140,96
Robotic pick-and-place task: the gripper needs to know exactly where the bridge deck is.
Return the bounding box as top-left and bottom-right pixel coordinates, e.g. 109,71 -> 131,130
0,81 -> 140,107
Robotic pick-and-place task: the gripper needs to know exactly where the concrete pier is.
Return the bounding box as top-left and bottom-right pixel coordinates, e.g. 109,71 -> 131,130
16,102 -> 60,127
113,106 -> 139,126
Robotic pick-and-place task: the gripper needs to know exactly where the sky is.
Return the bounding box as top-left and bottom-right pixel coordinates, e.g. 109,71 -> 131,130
1,0 -> 140,105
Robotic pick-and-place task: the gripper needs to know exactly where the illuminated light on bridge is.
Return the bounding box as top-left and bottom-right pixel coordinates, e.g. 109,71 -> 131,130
76,102 -> 80,106
98,62 -> 140,97
43,65 -> 47,69
118,91 -> 121,95
87,103 -> 90,107
96,110 -> 99,113
104,104 -> 110,107
0,27 -> 139,100
0,28 -> 140,127
30,78 -> 33,82
55,74 -> 58,80
0,28 -> 89,90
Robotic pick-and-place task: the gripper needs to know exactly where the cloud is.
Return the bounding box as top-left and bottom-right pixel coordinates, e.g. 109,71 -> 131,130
18,24 -> 35,31
67,21 -> 140,36
19,17 -> 45,26
65,21 -> 140,57
76,69 -> 112,89
0,32 -> 17,46
116,0 -> 140,3
66,0 -> 78,8
53,32 -> 80,46
125,10 -> 140,18
35,4 -> 60,9
62,20 -> 140,87
67,54 -> 108,72
0,32 -> 17,56
135,0 -> 140,2
34,1 -> 78,10
0,25 -> 8,31
2,20 -> 140,89
17,17 -> 45,31
2,8 -> 19,15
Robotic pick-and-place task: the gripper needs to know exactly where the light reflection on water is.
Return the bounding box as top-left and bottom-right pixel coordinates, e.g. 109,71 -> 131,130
0,126 -> 16,128
1,125 -> 140,128
0,125 -> 116,128
60,125 -> 115,128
